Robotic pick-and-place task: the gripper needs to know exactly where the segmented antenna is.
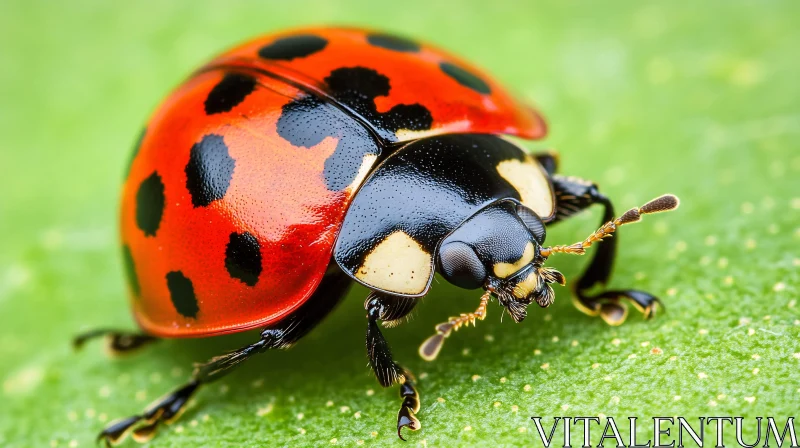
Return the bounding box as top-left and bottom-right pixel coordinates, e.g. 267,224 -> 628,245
540,194 -> 679,257
418,290 -> 491,362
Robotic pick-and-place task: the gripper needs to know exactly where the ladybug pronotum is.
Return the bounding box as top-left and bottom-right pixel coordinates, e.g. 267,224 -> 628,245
76,27 -> 679,444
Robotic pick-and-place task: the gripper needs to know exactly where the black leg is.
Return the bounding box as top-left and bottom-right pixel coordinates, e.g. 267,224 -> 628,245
365,292 -> 421,440
96,266 -> 351,446
550,175 -> 662,325
73,329 -> 159,356
534,150 -> 559,176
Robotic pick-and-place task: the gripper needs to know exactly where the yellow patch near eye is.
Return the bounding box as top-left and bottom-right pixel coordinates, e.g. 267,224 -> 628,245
496,158 -> 554,219
493,242 -> 535,279
512,271 -> 540,299
356,231 -> 432,295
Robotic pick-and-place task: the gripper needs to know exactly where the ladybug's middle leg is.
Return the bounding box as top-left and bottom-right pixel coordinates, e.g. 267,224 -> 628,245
96,266 -> 351,446
365,292 -> 422,440
549,175 -> 662,325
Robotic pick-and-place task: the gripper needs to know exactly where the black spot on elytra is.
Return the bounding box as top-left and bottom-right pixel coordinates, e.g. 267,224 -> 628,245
258,34 -> 328,61
366,33 -> 420,53
277,67 -> 433,190
225,232 -> 262,286
439,61 -> 491,94
324,67 -> 433,138
125,128 -> 146,178
166,271 -> 199,318
185,134 -> 236,207
135,172 -> 165,237
204,73 -> 257,115
277,95 -> 377,191
122,244 -> 140,297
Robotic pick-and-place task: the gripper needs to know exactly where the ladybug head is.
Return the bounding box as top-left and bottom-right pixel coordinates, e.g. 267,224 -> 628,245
423,194 -> 679,361
437,201 -> 561,324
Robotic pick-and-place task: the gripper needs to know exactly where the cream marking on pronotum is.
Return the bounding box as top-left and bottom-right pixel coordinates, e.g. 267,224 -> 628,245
356,230 -> 431,295
347,154 -> 377,192
495,158 -> 554,218
394,128 -> 443,141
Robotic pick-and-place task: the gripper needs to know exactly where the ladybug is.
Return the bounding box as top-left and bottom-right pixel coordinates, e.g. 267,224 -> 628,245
75,27 -> 679,445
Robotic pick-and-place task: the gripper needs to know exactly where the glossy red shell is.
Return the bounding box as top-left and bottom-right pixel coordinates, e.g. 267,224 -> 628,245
213,28 -> 546,141
122,27 -> 546,337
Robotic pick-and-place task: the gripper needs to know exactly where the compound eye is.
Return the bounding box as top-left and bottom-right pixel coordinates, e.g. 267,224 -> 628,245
438,241 -> 486,290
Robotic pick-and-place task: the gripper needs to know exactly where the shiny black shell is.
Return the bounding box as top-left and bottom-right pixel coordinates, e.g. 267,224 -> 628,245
334,134 -> 555,297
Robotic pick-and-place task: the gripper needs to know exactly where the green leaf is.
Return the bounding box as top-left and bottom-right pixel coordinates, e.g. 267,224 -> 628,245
1,1 -> 798,447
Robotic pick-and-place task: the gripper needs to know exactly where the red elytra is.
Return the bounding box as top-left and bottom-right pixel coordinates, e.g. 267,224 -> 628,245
122,27 -> 546,338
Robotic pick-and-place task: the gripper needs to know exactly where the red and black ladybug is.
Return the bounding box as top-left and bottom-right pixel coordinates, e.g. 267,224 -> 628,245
76,27 -> 679,444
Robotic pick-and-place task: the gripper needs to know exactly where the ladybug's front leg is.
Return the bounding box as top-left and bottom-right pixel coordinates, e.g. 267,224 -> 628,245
549,175 -> 662,325
365,292 -> 422,440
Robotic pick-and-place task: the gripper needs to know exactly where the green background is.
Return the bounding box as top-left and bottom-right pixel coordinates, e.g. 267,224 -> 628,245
1,1 -> 798,447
